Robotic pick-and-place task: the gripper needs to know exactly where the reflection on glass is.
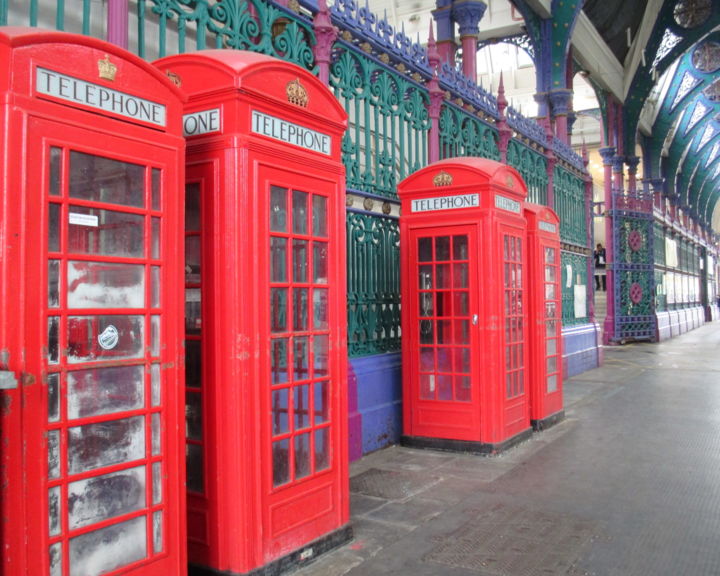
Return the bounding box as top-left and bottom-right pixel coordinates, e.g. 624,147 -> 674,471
435,236 -> 450,261
454,292 -> 469,316
272,388 -> 289,435
313,242 -> 328,283
419,320 -> 434,344
546,338 -> 557,356
436,320 -> 452,344
453,263 -> 468,288
270,237 -> 287,282
69,516 -> 147,576
547,374 -> 558,393
454,348 -> 470,374
152,168 -> 161,212
419,293 -> 433,317
186,443 -> 204,493
314,335 -> 329,377
419,265 -> 433,289
70,151 -> 145,208
185,289 -> 201,334
545,247 -> 555,264
293,288 -> 308,331
68,206 -> 144,258
436,264 -> 450,289
455,376 -> 471,402
186,392 -> 202,440
545,265 -> 556,282
68,365 -> 144,419
292,190 -> 308,234
438,374 -> 452,400
270,186 -> 287,232
312,195 -> 327,237
271,289 -> 287,333
420,347 -> 434,371
315,428 -> 329,471
313,289 -> 328,329
453,235 -> 468,259
48,373 -> 60,422
271,338 -> 289,384
49,204 -> 60,252
67,261 -> 145,309
48,430 -> 60,479
294,385 -> 310,430
272,439 -> 290,486
49,147 -> 62,197
314,381 -> 329,423
418,237 -> 432,262
68,416 -> 145,474
49,486 -> 61,536
295,433 -> 311,479
545,284 -> 555,300
546,319 -> 556,337
437,347 -> 451,372
293,337 -> 309,381
547,357 -> 557,373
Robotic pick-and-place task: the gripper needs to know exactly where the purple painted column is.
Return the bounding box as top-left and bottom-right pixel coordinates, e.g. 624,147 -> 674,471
452,0 -> 487,83
106,0 -> 129,49
626,156 -> 640,194
599,146 -> 616,344
432,0 -> 456,67
426,25 -> 444,164
312,0 -> 338,86
549,89 -> 572,145
496,73 -> 511,164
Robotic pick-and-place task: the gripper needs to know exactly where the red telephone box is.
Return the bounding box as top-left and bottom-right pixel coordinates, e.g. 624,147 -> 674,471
398,158 -> 531,453
153,51 -> 350,574
0,28 -> 187,576
524,204 -> 564,430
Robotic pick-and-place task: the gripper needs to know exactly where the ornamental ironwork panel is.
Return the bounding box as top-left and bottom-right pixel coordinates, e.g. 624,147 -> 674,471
655,269 -> 668,312
1,0 -> 102,35
330,43 -> 430,199
137,0 -> 316,69
554,166 -> 586,246
346,212 -> 401,356
439,103 -> 500,162
561,250 -> 589,326
507,139 -> 548,205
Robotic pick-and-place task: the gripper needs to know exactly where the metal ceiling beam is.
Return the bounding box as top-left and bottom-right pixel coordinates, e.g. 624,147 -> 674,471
571,12 -> 624,101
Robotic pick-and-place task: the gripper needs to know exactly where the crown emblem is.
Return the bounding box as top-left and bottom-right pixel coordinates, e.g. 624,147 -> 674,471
505,174 -> 515,188
98,55 -> 117,81
433,171 -> 453,187
286,79 -> 308,107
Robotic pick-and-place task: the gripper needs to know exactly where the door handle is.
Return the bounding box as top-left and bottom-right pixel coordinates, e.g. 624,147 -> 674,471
472,314 -> 478,326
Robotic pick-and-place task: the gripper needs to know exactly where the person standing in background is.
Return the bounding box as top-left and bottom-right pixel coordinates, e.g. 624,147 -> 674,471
594,243 -> 606,291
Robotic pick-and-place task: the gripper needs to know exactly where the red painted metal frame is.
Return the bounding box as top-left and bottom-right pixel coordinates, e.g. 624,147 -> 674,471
154,51 -> 349,574
398,158 -> 531,448
524,204 -> 564,427
0,28 -> 186,576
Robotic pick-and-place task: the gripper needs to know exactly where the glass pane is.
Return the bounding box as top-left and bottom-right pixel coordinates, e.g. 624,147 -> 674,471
419,265 -> 433,289
292,190 -> 308,234
152,413 -> 161,456
272,388 -> 289,436
294,385 -> 310,430
271,338 -> 289,384
48,317 -> 59,364
418,237 -> 432,262
438,374 -> 452,400
68,206 -> 144,258
453,235 -> 468,260
293,240 -> 308,282
68,365 -> 144,419
313,335 -> 329,377
419,320 -> 434,344
436,292 -> 452,317
293,288 -> 308,331
48,373 -> 60,422
185,289 -> 201,334
153,511 -> 163,554
454,320 -> 469,344
151,266 -> 161,308
270,186 -> 288,232
419,293 -> 433,317
312,195 -> 327,237
314,381 -> 329,424
270,237 -> 287,282
547,374 -> 558,393
49,204 -> 60,252
294,337 -> 309,381
454,348 -> 470,374
152,168 -> 161,211
151,316 -> 160,357
49,543 -> 62,576
152,462 -> 162,505
545,302 -> 556,319
68,416 -> 145,474
545,265 -> 556,282
547,357 -> 557,374
435,236 -> 450,261
545,247 -> 555,264
151,217 -> 160,259
69,516 -> 147,575
185,236 -> 201,284
186,341 -> 201,389
49,147 -> 62,197
313,242 -> 328,283
455,376 -> 471,402
67,315 -> 144,363
68,466 -> 146,529
186,444 -> 204,493
436,264 -> 450,289
67,261 -> 145,309
295,433 -> 311,480
437,347 -> 452,372
545,284 -> 556,300
546,338 -> 557,356
420,374 -> 434,399
49,486 -> 61,536
437,320 -> 452,344
453,263 -> 468,288
70,151 -> 145,208
272,439 -> 290,487
313,288 -> 328,329
48,429 -> 60,479
546,319 -> 557,337
454,292 -> 469,316
186,392 -> 202,440
315,428 -> 330,471
271,289 -> 287,333
420,347 -> 434,371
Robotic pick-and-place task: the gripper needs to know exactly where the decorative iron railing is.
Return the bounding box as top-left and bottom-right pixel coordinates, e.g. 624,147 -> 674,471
438,102 -> 500,161
506,139 -> 547,205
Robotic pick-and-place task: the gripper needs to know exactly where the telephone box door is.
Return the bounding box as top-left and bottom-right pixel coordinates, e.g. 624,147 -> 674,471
406,226 -> 480,441
22,120 -> 184,576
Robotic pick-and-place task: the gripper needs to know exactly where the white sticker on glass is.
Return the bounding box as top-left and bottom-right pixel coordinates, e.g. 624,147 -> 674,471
98,325 -> 119,350
69,213 -> 99,227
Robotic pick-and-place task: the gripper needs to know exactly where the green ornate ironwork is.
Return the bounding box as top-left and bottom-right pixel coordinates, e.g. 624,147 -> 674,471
330,44 -> 430,199
554,166 -> 586,246
506,139 -> 548,205
138,0 -> 316,69
1,0 -> 95,34
560,250 -> 589,325
346,212 -> 401,356
438,103 -> 500,161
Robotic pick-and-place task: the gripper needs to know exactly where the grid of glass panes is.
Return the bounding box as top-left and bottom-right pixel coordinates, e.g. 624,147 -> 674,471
184,182 -> 203,494
46,148 -> 165,576
504,234 -> 525,398
417,234 -> 472,402
269,186 -> 332,488
544,246 -> 561,393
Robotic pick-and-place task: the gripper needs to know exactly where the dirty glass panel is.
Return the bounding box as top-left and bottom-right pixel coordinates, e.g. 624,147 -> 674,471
49,204 -> 60,252
151,316 -> 160,357
315,428 -> 329,471
420,347 -> 434,371
151,363 -> 161,407
313,242 -> 328,283
314,381 -> 329,424
546,338 -> 557,356
438,374 -> 452,400
292,190 -> 308,234
151,217 -> 160,259
312,195 -> 327,237
453,235 -> 468,259
69,516 -> 147,575
420,374 -> 434,399
293,240 -> 308,282
48,429 -> 60,479
435,236 -> 450,261
185,289 -> 201,334
185,236 -> 201,284
185,182 -> 200,230
153,511 -> 163,554
313,288 -> 328,329
271,288 -> 288,333
270,186 -> 288,232
455,376 -> 471,402
152,413 -> 161,456
418,237 -> 432,262
68,206 -> 144,258
186,444 -> 204,493
151,267 -> 161,308
294,433 -> 311,479
272,388 -> 289,436
68,466 -> 146,529
547,374 -> 558,393
67,365 -> 144,419
48,260 -> 60,308
48,317 -> 59,364
453,263 -> 468,288
186,392 -> 202,440
293,288 -> 308,331
152,461 -> 162,504
436,264 -> 450,288
271,338 -> 289,384
49,543 -> 62,576
49,147 -> 62,197
270,237 -> 287,282
272,439 -> 290,487
419,265 -> 433,289
294,337 -> 309,381
67,315 -> 144,363
185,340 -> 202,388
48,486 -> 61,536
152,168 -> 161,211
68,416 -> 145,474
294,385 -> 310,430
48,373 -> 60,422
313,335 -> 329,377
419,320 -> 434,344
70,151 -> 145,208
67,261 -> 145,309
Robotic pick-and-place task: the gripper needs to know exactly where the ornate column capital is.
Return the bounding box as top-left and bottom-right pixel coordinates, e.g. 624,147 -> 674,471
451,0 -> 487,37
598,146 -> 616,164
548,88 -> 573,117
